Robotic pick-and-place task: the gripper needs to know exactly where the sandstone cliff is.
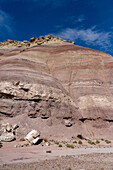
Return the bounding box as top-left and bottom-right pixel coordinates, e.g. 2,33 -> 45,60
0,35 -> 113,140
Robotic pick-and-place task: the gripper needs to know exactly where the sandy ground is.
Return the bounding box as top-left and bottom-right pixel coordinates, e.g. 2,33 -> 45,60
1,153 -> 113,170
0,141 -> 113,170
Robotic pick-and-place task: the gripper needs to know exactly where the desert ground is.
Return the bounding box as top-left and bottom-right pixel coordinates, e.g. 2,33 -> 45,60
0,140 -> 113,170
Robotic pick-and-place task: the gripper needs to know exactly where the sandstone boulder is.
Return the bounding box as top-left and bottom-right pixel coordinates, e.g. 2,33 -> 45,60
64,119 -> 73,127
25,130 -> 40,144
30,37 -> 36,42
0,132 -> 15,142
45,34 -> 52,39
72,41 -> 75,44
0,123 -> 18,142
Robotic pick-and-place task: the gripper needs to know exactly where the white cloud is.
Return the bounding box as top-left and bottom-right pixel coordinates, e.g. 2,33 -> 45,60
56,27 -> 112,50
0,10 -> 13,40
65,15 -> 86,26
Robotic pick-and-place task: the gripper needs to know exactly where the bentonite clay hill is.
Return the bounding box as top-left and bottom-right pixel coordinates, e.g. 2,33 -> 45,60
0,35 -> 113,140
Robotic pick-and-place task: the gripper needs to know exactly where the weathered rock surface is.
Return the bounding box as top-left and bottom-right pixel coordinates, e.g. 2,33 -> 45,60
0,132 -> 15,142
25,130 -> 40,144
0,34 -> 71,49
0,35 -> 113,139
0,123 -> 18,142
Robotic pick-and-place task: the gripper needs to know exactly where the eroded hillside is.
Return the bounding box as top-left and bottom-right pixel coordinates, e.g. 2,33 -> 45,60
0,35 -> 113,139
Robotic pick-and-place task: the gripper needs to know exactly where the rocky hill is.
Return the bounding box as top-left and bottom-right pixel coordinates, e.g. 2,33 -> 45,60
0,35 -> 113,140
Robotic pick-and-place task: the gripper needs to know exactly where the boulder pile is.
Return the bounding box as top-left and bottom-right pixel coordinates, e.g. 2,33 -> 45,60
0,123 -> 19,142
0,34 -> 75,48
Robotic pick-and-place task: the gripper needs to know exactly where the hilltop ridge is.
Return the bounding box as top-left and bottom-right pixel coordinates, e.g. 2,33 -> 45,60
0,34 -> 75,48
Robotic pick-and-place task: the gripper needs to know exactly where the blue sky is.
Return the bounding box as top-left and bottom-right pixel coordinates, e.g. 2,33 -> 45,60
0,0 -> 113,55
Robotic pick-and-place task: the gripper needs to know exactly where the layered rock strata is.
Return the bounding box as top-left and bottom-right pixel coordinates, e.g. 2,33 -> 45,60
0,35 -> 113,139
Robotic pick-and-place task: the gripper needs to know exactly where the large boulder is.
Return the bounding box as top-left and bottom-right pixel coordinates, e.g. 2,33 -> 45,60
0,132 -> 15,142
25,130 -> 40,144
0,123 -> 18,142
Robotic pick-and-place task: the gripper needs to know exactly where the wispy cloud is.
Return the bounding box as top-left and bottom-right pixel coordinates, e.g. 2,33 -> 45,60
63,15 -> 86,28
56,27 -> 113,51
0,10 -> 14,40
77,15 -> 85,22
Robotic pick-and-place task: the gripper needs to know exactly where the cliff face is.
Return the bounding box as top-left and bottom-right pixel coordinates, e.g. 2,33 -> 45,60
0,36 -> 113,139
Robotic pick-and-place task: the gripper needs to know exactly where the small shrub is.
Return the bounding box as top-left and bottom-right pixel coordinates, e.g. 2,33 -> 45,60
67,167 -> 72,170
55,141 -> 59,145
20,138 -> 25,141
96,140 -> 100,144
58,144 -> 62,147
46,150 -> 51,153
105,140 -> 111,144
57,163 -> 61,166
78,140 -> 82,144
101,138 -> 104,141
43,137 -> 48,142
73,140 -> 77,144
66,144 -> 74,149
88,140 -> 95,145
